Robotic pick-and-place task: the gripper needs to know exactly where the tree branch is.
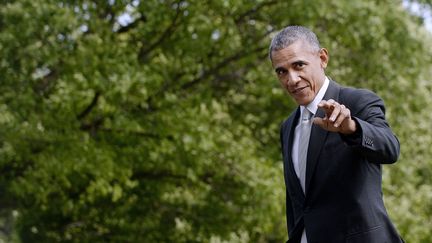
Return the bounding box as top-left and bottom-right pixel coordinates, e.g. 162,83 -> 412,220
132,170 -> 215,184
32,67 -> 59,97
138,1 -> 183,62
138,25 -> 270,115
181,45 -> 268,90
116,15 -> 147,34
79,115 -> 104,136
98,127 -> 175,141
77,91 -> 101,120
234,0 -> 279,24
132,170 -> 188,181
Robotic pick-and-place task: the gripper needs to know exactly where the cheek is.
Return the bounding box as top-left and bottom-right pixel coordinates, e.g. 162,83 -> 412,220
310,81 -> 316,90
278,77 -> 288,88
306,91 -> 315,100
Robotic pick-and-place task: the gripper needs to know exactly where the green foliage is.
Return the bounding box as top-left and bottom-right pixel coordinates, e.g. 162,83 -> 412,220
0,0 -> 431,242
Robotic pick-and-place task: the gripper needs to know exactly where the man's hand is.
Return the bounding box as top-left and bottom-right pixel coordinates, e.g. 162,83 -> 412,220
313,99 -> 357,134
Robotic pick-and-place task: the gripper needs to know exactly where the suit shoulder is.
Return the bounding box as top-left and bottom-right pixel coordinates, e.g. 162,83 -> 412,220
337,85 -> 386,117
339,86 -> 382,105
340,86 -> 379,99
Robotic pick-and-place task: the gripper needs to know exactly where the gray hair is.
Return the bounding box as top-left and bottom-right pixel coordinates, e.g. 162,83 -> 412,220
269,26 -> 320,60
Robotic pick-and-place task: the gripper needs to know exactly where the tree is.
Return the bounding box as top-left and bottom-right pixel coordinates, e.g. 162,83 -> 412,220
0,0 -> 431,242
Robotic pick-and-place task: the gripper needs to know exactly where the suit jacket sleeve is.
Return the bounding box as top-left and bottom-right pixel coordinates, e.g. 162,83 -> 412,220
340,88 -> 400,164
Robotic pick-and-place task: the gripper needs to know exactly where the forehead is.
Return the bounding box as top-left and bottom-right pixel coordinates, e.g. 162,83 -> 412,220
271,40 -> 317,67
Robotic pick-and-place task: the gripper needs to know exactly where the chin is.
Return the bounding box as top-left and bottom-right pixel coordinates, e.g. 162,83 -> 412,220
297,98 -> 312,106
295,100 -> 307,106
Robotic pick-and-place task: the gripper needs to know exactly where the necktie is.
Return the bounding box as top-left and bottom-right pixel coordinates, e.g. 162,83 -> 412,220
298,109 -> 313,194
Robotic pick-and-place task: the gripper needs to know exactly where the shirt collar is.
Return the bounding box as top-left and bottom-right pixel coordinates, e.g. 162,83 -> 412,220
300,76 -> 330,117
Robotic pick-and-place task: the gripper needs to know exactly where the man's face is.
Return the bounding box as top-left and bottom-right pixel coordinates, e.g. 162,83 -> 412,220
271,40 -> 329,106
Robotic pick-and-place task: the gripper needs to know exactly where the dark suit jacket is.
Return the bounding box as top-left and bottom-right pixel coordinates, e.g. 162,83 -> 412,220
280,80 -> 403,243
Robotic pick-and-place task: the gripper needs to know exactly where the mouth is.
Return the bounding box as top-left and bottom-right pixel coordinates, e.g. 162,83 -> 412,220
292,86 -> 308,94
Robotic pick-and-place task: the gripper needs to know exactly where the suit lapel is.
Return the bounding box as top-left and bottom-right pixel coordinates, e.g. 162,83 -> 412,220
283,108 -> 306,200
305,80 -> 340,195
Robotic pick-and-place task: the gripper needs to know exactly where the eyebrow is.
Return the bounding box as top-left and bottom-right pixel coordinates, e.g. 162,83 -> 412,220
293,60 -> 307,66
275,67 -> 287,73
274,60 -> 308,72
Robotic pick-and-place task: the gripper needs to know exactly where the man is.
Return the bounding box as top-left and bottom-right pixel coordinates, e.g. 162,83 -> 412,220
270,26 -> 404,243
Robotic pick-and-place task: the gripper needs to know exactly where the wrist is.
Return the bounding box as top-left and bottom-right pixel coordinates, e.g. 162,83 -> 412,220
341,119 -> 357,135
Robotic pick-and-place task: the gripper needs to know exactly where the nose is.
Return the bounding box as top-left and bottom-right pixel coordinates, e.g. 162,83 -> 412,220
287,71 -> 301,86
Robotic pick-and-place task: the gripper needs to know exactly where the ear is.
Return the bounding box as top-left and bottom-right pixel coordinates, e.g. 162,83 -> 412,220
319,48 -> 329,69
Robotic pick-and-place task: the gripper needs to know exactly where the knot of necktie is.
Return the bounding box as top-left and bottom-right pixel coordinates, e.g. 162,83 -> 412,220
301,109 -> 313,123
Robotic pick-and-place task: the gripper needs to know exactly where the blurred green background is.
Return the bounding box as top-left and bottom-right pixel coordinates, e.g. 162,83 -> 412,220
1,0 -> 431,242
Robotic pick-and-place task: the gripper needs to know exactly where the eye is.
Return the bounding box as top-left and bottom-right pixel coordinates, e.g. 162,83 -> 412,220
294,62 -> 306,69
275,68 -> 287,76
